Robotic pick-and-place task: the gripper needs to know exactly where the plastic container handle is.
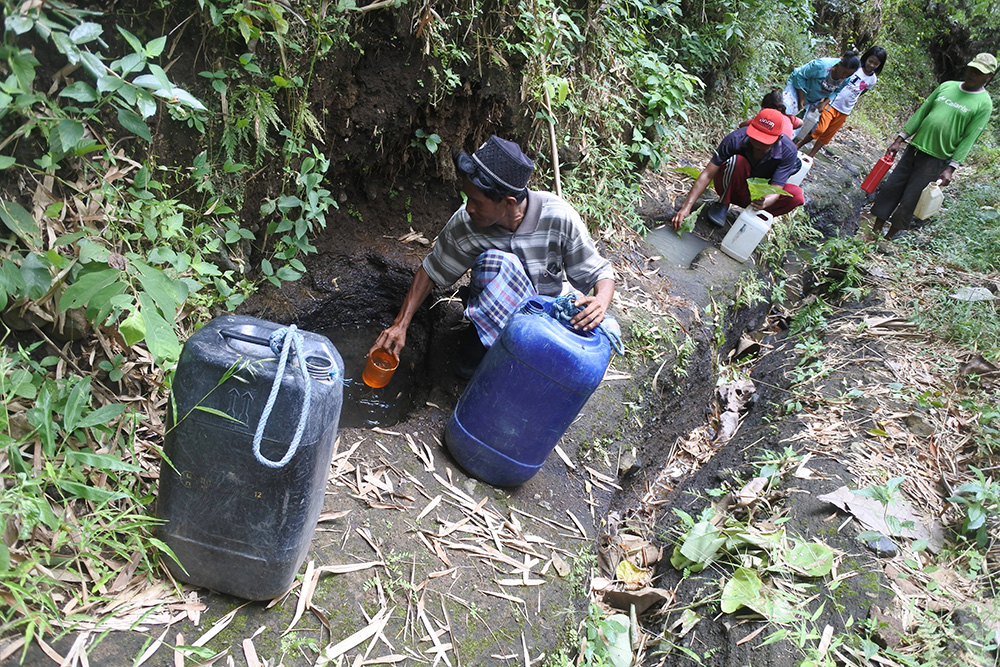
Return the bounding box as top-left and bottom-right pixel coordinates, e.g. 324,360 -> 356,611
222,330 -> 271,346
251,325 -> 312,469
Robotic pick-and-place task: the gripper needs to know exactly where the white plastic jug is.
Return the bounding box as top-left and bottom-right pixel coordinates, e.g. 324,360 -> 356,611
721,209 -> 774,263
786,152 -> 814,187
795,106 -> 820,140
914,179 -> 944,219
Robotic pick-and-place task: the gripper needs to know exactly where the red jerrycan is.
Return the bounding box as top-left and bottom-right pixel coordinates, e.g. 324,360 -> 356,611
861,154 -> 894,193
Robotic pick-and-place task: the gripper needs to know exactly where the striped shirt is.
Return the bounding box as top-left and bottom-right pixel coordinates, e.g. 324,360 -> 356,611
422,191 -> 614,296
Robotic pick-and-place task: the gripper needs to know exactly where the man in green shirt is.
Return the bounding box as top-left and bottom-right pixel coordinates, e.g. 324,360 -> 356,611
870,52 -> 996,240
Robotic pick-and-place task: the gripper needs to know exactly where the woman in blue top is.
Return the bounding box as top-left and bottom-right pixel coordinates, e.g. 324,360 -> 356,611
782,51 -> 861,116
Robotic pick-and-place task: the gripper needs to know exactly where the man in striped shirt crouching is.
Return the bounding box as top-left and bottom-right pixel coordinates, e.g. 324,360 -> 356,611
370,135 -> 616,377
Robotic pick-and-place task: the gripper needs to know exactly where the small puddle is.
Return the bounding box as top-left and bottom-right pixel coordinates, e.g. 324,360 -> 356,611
318,323 -> 417,428
644,226 -> 712,269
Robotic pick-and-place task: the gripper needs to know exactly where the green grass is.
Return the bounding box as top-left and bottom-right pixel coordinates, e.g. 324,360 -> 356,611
927,182 -> 1000,273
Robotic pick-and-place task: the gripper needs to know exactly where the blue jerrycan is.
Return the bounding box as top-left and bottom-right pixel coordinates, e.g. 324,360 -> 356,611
445,296 -> 613,486
157,315 -> 343,600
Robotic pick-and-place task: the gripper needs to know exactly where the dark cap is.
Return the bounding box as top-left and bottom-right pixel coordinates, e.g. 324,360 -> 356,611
456,136 -> 534,197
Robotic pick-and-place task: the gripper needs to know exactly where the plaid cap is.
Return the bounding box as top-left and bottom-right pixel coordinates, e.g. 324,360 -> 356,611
458,136 -> 534,195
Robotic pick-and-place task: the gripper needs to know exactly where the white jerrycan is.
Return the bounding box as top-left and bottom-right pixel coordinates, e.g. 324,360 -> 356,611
721,208 -> 774,263
914,180 -> 944,220
795,106 -> 821,139
786,152 -> 814,187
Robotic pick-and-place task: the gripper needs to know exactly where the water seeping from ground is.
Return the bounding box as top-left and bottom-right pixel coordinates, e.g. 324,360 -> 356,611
643,225 -> 713,269
317,323 -> 417,428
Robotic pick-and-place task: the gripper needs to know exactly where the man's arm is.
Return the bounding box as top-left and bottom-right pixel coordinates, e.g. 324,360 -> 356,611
370,266 -> 435,356
570,278 -> 615,331
671,161 -> 722,229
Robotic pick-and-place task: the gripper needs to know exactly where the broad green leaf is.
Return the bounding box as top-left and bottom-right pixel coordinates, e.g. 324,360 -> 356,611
18,492 -> 60,530
98,74 -> 125,93
51,119 -> 86,155
164,87 -> 206,110
276,266 -> 301,282
139,292 -> 180,364
116,26 -> 144,53
87,283 -> 130,325
78,51 -> 105,79
69,22 -> 103,44
147,63 -> 172,91
136,90 -> 158,119
117,108 -> 152,142
0,541 -> 8,572
66,450 -> 142,473
55,480 -> 127,503
786,541 -> 834,577
0,259 -> 26,299
857,530 -> 886,542
145,36 -> 167,58
53,31 -> 79,62
59,81 -> 98,102
5,15 -> 34,34
721,566 -> 762,613
0,199 -> 41,248
192,260 -> 221,277
132,74 -> 159,90
112,53 -> 144,76
120,310 -> 146,346
679,520 -> 726,566
9,51 -> 39,93
676,204 -> 699,236
0,157 -> 15,169
132,259 -> 181,318
20,253 -> 51,299
59,267 -> 121,311
147,247 -> 177,265
673,166 -> 701,180
746,178 -> 791,200
75,403 -> 127,429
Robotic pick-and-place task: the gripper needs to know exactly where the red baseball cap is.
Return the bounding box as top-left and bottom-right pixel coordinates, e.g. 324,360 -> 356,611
746,108 -> 785,145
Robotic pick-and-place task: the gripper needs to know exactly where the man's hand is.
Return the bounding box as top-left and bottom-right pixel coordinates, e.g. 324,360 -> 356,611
671,204 -> 693,230
938,166 -> 955,187
369,266 -> 434,358
569,279 -> 615,332
569,294 -> 607,331
371,324 -> 406,358
672,161 -> 721,230
886,137 -> 904,157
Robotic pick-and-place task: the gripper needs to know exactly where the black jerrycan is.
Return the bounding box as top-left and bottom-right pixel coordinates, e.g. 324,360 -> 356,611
157,315 -> 344,600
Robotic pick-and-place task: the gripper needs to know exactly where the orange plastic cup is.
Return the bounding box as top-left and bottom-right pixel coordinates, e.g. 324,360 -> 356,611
362,348 -> 399,388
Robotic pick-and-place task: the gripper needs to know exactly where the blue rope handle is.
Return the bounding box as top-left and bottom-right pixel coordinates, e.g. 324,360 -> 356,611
551,294 -> 624,355
252,325 -> 312,469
